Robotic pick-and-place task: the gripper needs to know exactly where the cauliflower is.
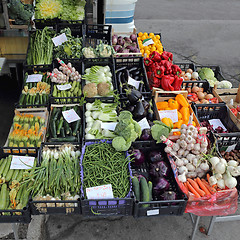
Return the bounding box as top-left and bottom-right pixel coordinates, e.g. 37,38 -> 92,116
82,47 -> 97,58
96,41 -> 115,58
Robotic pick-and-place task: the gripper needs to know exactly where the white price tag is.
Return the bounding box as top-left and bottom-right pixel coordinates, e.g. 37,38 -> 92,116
147,209 -> 159,216
101,122 -> 117,131
159,109 -> 178,123
208,119 -> 227,132
86,184 -> 114,200
138,117 -> 150,130
128,76 -> 140,90
226,144 -> 237,153
57,84 -> 72,91
142,38 -> 154,46
26,74 -> 42,83
62,109 -> 80,123
10,155 -> 35,170
52,33 -> 68,46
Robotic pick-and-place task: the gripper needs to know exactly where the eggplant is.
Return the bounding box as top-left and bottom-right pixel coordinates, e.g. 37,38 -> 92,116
112,34 -> 118,45
149,151 -> 163,163
140,129 -> 152,141
154,178 -> 170,194
117,71 -> 123,93
116,66 -> 127,73
126,104 -> 135,112
123,69 -> 130,82
149,161 -> 169,178
117,36 -> 125,46
130,70 -> 141,76
113,45 -> 122,53
126,88 -> 142,104
160,191 -> 177,200
142,99 -> 150,110
130,34 -> 137,42
128,66 -> 138,73
124,37 -> 132,43
133,100 -> 147,120
132,149 -> 145,166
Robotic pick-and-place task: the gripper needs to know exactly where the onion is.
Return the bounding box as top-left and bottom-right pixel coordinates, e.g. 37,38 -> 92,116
205,94 -> 214,100
161,191 -> 177,200
150,161 -> 169,178
197,91 -> 205,100
132,149 -> 145,166
185,72 -> 192,80
186,68 -> 193,74
154,177 -> 170,194
191,72 -> 199,79
191,86 -> 200,93
130,34 -> 137,42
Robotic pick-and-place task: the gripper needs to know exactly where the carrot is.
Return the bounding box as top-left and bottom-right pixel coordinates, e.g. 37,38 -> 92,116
187,179 -> 206,197
201,179 -> 216,194
186,181 -> 201,198
206,173 -> 211,183
180,182 -> 189,195
184,182 -> 189,191
196,177 -> 211,195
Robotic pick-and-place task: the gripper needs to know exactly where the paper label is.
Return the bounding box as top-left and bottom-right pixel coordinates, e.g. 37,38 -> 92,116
26,74 -> 42,83
52,33 -> 68,46
101,122 -> 117,131
147,209 -> 159,216
208,119 -> 227,132
62,109 -> 80,123
226,144 -> 237,153
142,38 -> 154,46
86,184 -> 114,200
10,155 -> 35,170
138,117 -> 150,130
57,84 -> 72,91
128,76 -> 140,90
158,109 -> 178,123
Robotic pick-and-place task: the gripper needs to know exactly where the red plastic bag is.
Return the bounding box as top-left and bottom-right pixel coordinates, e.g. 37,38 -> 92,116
168,154 -> 238,216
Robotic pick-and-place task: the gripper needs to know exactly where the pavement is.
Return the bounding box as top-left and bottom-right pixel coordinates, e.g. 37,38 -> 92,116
1,0 -> 240,239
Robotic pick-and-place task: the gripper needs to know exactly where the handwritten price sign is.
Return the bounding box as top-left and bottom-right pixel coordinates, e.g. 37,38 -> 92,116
86,184 -> 114,200
62,109 -> 80,123
10,155 -> 35,170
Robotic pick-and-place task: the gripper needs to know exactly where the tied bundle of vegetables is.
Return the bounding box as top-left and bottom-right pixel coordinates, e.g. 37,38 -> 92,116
21,144 -> 81,213
0,155 -> 36,213
19,73 -> 50,107
82,65 -> 113,97
27,27 -> 55,65
48,105 -> 81,142
8,113 -> 46,148
54,28 -> 83,59
82,41 -> 115,58
82,142 -> 131,199
85,100 -> 118,140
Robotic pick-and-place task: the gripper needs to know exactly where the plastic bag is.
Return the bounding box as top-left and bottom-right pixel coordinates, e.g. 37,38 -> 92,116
168,154 -> 238,216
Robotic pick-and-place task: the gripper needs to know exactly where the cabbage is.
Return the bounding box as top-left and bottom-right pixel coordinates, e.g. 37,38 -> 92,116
198,68 -> 215,80
217,80 -> 232,89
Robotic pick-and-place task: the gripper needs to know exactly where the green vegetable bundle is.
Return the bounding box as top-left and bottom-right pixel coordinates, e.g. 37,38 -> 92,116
82,142 -> 132,199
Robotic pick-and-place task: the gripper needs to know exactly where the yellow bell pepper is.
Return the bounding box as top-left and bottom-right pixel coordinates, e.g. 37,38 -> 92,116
177,111 -> 182,120
161,118 -> 173,128
179,107 -> 190,122
156,101 -> 168,110
173,119 -> 183,129
168,99 -> 179,110
175,94 -> 189,108
164,107 -> 173,110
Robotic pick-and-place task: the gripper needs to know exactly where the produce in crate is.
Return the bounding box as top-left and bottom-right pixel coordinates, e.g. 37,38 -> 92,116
144,51 -> 183,91
27,27 -> 55,65
85,100 -> 118,140
48,105 -> 81,142
82,41 -> 115,58
19,72 -> 51,106
200,120 -> 229,133
0,155 -> 36,213
21,144 -> 81,213
82,142 -> 131,199
112,34 -> 140,56
137,32 -> 163,57
82,65 -> 114,97
220,149 -> 240,162
7,113 -> 46,148
180,68 -> 199,81
54,28 -> 83,59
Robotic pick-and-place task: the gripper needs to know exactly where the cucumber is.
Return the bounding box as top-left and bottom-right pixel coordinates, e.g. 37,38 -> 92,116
49,136 -> 77,142
148,181 -> 153,201
0,184 -> 8,209
132,176 -> 140,201
140,177 -> 150,208
57,117 -> 64,135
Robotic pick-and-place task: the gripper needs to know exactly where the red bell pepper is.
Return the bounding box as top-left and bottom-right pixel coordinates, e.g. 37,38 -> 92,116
171,64 -> 182,76
149,51 -> 162,62
159,60 -> 172,74
161,51 -> 173,62
171,75 -> 183,91
144,58 -> 153,68
161,75 -> 175,91
231,108 -> 238,116
154,66 -> 165,78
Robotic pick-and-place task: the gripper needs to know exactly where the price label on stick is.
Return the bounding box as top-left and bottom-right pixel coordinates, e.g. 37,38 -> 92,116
86,184 -> 114,200
57,84 -> 72,91
226,144 -> 237,153
138,117 -> 150,130
208,119 -> 227,132
26,74 -> 42,83
52,33 -> 68,46
62,109 -> 80,123
158,109 -> 178,123
142,38 -> 154,46
101,122 -> 118,131
10,155 -> 35,170
128,76 -> 140,90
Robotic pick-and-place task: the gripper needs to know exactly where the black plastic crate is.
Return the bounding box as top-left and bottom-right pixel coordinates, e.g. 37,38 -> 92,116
174,62 -> 195,72
114,57 -> 151,99
82,58 -> 117,102
192,102 -> 240,137
216,132 -> 240,152
80,140 -> 134,217
33,18 -> 58,30
50,59 -> 83,104
131,141 -> 187,218
195,65 -> 225,82
29,143 -> 81,215
56,22 -> 84,37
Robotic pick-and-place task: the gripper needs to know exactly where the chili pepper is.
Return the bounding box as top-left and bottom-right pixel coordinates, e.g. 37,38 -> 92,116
149,51 -> 162,62
161,75 -> 174,91
154,66 -> 165,78
172,75 -> 183,91
161,51 -> 173,62
159,60 -> 173,74
171,64 -> 182,76
144,58 -> 153,67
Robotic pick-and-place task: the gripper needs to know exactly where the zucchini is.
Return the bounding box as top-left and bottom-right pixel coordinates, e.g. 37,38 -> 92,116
62,106 -> 67,112
19,94 -> 26,105
39,94 -> 43,105
0,158 -> 8,175
16,171 -> 23,182
32,94 -> 36,105
2,158 -> 11,178
148,181 -> 153,201
5,168 -> 14,182
53,108 -> 61,121
132,176 -> 140,201
0,184 -> 8,209
63,120 -> 70,135
50,120 -> 57,138
16,186 -> 23,204
49,136 -> 77,142
35,93 -> 40,105
51,107 -> 57,119
140,177 -> 150,208
60,127 -> 65,138
57,117 -> 64,135
25,94 -> 30,105
11,169 -> 20,181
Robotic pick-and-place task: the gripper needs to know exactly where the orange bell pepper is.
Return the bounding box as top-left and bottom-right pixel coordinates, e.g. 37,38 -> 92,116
180,107 -> 190,122
177,111 -> 182,120
173,119 -> 183,129
168,99 -> 179,109
176,94 -> 189,108
156,101 -> 168,110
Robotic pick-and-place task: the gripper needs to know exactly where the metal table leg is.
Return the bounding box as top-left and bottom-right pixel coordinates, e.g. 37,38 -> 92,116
190,215 -> 200,240
12,223 -> 19,240
207,216 -> 217,236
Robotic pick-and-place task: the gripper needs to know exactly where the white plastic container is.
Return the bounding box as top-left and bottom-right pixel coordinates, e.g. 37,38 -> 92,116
104,0 -> 137,33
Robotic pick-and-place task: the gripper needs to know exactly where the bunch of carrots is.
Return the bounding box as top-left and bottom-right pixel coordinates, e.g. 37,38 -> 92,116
181,174 -> 218,198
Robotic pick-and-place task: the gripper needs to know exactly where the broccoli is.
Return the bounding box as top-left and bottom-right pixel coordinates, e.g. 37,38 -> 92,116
112,137 -> 131,152
151,121 -> 171,143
